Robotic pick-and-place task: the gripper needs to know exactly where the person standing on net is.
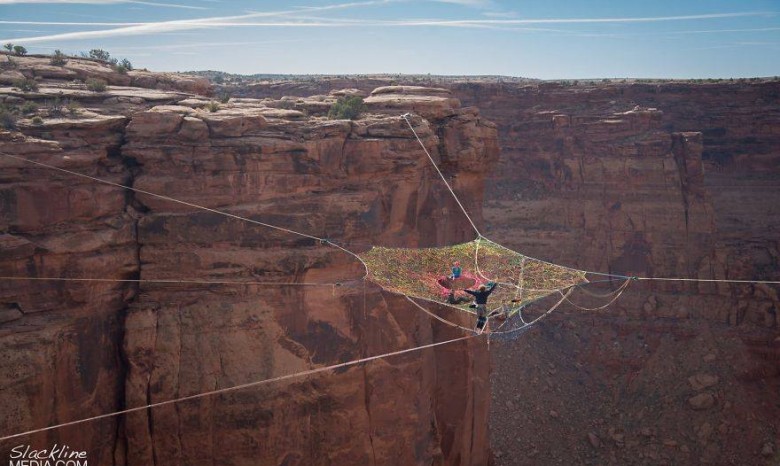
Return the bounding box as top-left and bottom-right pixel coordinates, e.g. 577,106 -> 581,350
465,282 -> 497,330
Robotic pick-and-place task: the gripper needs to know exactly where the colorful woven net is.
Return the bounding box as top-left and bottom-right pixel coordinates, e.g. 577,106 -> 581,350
360,238 -> 587,312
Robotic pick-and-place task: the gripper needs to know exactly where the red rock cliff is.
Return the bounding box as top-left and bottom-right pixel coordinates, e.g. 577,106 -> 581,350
449,81 -> 780,465
0,57 -> 499,465
238,76 -> 780,464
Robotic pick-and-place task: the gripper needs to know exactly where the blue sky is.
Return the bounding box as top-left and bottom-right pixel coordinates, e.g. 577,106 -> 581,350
0,0 -> 778,78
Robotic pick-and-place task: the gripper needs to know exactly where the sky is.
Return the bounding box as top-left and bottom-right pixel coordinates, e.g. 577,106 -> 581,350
0,0 -> 778,79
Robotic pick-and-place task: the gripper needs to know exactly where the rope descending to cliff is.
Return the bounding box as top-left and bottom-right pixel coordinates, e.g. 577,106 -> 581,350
401,113 -> 483,237
0,151 -> 370,281
0,276 -> 359,287
0,333 -> 481,442
633,276 -> 780,285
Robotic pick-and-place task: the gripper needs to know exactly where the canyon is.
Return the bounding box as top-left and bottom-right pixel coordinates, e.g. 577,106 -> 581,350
0,55 -> 496,465
1,53 -> 779,466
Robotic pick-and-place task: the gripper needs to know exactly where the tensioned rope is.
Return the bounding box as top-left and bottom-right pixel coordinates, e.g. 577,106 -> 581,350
0,149 -> 484,442
514,259 -> 525,302
7,149 -> 775,291
562,279 -> 631,312
404,296 -> 475,332
0,152 -> 369,280
492,287 -> 574,335
0,276 -> 355,287
576,281 -> 631,298
401,113 -> 482,237
635,277 -> 780,285
0,333 -> 479,442
2,118 -> 776,440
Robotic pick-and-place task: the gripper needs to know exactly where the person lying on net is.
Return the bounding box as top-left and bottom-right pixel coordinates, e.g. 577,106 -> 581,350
465,282 -> 497,330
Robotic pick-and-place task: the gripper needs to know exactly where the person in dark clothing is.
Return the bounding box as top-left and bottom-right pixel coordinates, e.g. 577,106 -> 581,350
465,282 -> 497,329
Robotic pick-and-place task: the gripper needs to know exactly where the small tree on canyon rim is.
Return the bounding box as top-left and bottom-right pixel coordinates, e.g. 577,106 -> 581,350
328,96 -> 365,120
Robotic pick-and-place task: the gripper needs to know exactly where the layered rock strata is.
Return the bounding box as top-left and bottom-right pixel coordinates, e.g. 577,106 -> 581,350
241,76 -> 780,464
0,56 -> 499,466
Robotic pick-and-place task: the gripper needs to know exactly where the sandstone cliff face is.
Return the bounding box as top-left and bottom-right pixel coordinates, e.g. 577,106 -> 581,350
0,120 -> 133,466
244,79 -> 779,322
452,81 -> 780,287
448,81 -> 780,465
238,77 -> 779,464
0,57 -> 498,465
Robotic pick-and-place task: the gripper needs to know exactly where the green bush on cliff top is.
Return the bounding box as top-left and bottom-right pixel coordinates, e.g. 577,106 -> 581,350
328,96 -> 364,120
86,78 -> 107,92
50,49 -> 68,66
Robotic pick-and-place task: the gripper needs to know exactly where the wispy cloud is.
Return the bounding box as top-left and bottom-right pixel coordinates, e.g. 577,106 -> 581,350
656,26 -> 780,35
0,20 -> 145,25
111,38 -> 307,52
128,1 -> 208,9
482,11 -> 518,18
681,41 -> 780,52
430,0 -> 492,6
391,11 -> 774,26
0,0 -> 210,9
551,26 -> 780,39
0,0 -> 402,43
2,7 -> 775,44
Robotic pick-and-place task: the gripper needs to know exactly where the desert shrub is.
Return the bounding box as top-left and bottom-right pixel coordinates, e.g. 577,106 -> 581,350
217,91 -> 231,104
0,105 -> 18,129
205,101 -> 220,112
86,78 -> 107,92
328,96 -> 364,120
12,78 -> 38,92
114,64 -> 128,74
50,49 -> 67,66
20,100 -> 38,115
88,49 -> 111,61
66,100 -> 81,116
192,80 -> 212,96
31,116 -> 43,125
3,43 -> 12,53
0,56 -> 16,70
120,58 -> 133,71
13,45 -> 27,56
48,95 -> 64,117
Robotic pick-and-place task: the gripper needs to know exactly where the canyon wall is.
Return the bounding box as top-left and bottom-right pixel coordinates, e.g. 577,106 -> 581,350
0,56 -> 498,465
448,82 -> 780,465
450,82 -> 780,464
239,77 -> 780,464
2,53 -> 779,465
